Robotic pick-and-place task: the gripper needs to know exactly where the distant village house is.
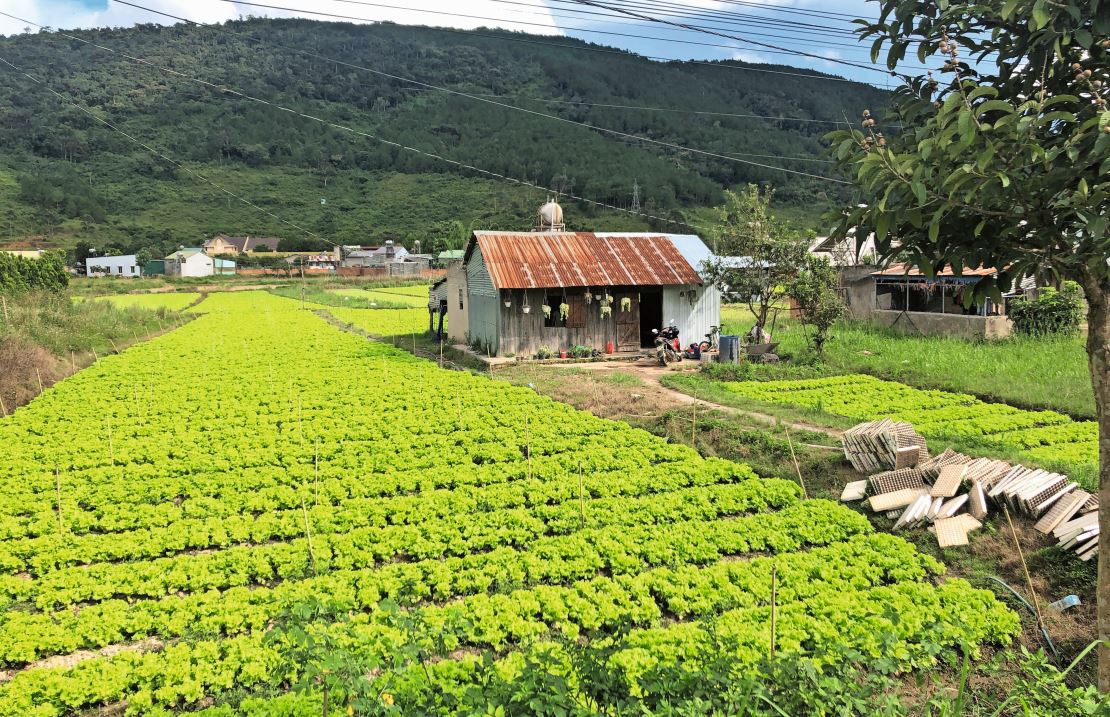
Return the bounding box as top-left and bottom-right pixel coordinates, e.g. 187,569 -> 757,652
202,234 -> 281,255
165,248 -> 234,277
85,255 -> 140,278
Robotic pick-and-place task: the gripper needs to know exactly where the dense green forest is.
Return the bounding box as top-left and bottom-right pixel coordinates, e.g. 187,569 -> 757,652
0,19 -> 886,256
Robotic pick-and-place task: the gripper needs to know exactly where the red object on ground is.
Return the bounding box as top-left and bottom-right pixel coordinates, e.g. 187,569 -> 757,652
559,350 -> 568,359
606,341 -> 614,354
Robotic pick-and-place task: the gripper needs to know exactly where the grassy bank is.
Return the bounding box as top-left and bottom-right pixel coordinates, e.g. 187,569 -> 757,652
720,306 -> 1093,419
0,290 -> 190,413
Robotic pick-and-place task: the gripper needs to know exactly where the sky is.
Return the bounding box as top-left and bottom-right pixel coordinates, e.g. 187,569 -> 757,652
0,0 -> 901,85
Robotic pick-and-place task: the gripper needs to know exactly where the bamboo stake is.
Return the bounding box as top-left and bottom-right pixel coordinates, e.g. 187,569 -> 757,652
35,367 -> 44,395
70,351 -> 76,373
107,416 -> 114,463
54,466 -> 64,535
301,494 -> 318,576
1,294 -> 7,323
691,389 -> 697,446
578,462 -> 586,529
314,438 -> 320,507
526,411 -> 532,482
770,564 -> 778,659
1004,505 -> 1047,631
783,427 -> 809,499
0,393 -> 7,417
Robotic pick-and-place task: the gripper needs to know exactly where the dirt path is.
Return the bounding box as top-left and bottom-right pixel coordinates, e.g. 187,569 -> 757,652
549,360 -> 844,444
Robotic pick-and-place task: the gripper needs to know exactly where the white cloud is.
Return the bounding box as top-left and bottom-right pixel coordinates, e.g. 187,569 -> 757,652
1,0 -> 564,37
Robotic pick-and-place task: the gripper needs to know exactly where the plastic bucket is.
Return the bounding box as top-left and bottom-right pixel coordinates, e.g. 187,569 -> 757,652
719,335 -> 740,364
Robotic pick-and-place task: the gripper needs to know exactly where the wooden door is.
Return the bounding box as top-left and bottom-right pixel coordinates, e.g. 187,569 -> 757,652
615,293 -> 639,351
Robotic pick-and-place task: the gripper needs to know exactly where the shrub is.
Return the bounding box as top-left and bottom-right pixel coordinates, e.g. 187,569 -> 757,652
1009,282 -> 1084,336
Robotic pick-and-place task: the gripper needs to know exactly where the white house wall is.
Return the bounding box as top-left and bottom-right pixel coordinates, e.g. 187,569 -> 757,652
180,255 -> 214,278
662,283 -> 721,348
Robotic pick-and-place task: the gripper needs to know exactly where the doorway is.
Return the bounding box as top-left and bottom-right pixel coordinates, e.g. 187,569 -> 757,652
639,291 -> 663,348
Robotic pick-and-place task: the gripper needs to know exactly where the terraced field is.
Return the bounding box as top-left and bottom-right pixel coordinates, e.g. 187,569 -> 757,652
0,293 -> 1017,715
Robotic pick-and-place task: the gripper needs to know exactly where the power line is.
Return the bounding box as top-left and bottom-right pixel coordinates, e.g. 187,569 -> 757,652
0,55 -> 332,246
103,2 -> 850,180
564,0 -> 906,78
0,47 -> 703,233
206,0 -> 900,69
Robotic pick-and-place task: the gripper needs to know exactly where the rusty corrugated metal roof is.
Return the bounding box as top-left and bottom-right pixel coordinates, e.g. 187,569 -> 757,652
872,262 -> 998,278
472,231 -> 703,289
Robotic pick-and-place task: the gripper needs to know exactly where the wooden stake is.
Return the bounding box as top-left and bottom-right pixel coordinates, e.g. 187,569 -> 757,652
301,494 -> 318,576
691,389 -> 697,446
107,416 -> 114,463
54,466 -> 64,535
70,351 -> 76,373
526,411 -> 532,482
783,427 -> 809,499
439,339 -> 444,369
314,438 -> 320,507
109,339 -> 120,355
578,462 -> 586,529
0,393 -> 7,417
1004,505 -> 1046,629
35,367 -> 44,395
1,294 -> 8,323
770,564 -> 778,659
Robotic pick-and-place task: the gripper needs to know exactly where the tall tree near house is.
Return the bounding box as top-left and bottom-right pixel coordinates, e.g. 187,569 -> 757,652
787,255 -> 846,355
826,0 -> 1109,687
703,184 -> 809,340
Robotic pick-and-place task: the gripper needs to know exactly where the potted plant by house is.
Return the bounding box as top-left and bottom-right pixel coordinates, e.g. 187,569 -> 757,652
537,346 -> 553,360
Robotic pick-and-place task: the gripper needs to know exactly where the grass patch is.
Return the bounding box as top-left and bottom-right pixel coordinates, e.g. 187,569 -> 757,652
719,306 -> 1092,419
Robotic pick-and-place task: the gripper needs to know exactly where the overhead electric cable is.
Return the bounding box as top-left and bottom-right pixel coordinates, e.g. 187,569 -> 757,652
0,47 -> 704,231
115,1 -> 871,84
198,0 -> 905,67
0,55 -> 331,245
99,2 -> 850,179
564,0 -> 906,78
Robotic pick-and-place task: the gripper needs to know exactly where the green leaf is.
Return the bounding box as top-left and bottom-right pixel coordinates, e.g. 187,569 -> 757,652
910,180 -> 927,204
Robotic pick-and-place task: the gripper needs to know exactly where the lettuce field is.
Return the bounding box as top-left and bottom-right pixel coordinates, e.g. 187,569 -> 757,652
0,293 -> 1019,715
725,374 -> 1098,485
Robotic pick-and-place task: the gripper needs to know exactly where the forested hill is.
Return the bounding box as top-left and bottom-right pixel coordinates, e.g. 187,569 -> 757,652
0,18 -> 886,256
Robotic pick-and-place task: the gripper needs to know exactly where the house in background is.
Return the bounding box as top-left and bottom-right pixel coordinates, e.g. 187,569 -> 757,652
339,241 -> 410,268
165,248 -> 214,277
85,255 -> 140,278
213,257 -> 236,276
1,249 -> 45,259
202,234 -> 282,255
461,203 -> 720,357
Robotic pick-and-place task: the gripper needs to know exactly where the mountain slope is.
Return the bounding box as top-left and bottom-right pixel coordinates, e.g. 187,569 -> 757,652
0,18 -> 886,255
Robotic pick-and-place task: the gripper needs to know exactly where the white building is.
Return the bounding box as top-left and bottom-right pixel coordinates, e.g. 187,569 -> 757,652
165,248 -> 214,278
85,255 -> 140,278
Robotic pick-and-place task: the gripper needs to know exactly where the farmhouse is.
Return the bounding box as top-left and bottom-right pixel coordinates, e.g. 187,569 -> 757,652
165,248 -> 214,277
202,234 -> 281,255
460,208 -> 719,357
864,263 -> 1030,339
85,254 -> 140,277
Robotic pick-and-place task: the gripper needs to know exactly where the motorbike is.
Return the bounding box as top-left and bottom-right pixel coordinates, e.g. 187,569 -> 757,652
652,324 -> 683,366
699,325 -> 720,353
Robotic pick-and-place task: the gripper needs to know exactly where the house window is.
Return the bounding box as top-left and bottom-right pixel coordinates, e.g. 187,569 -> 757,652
130,266 -> 136,274
116,266 -> 122,274
458,289 -> 464,311
544,294 -> 565,328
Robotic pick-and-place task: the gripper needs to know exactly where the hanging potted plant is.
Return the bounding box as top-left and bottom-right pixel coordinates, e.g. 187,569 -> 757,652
620,297 -> 631,312
584,290 -> 593,306
542,304 -> 552,319
522,294 -> 531,314
503,293 -> 512,309
559,302 -> 570,322
599,295 -> 612,319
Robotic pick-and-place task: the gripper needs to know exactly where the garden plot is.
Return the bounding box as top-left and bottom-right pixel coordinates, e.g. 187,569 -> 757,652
0,294 -> 1017,715
725,374 -> 1097,485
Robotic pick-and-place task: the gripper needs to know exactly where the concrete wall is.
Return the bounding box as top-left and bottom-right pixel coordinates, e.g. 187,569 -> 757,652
840,266 -> 877,320
869,309 -> 1013,340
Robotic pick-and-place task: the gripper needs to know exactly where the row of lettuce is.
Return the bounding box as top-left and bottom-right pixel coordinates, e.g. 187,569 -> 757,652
0,293 -> 1019,715
724,374 -> 1098,485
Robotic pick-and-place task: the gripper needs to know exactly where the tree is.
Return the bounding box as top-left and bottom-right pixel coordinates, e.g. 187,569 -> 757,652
703,185 -> 809,339
826,0 -> 1109,687
787,256 -> 845,355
